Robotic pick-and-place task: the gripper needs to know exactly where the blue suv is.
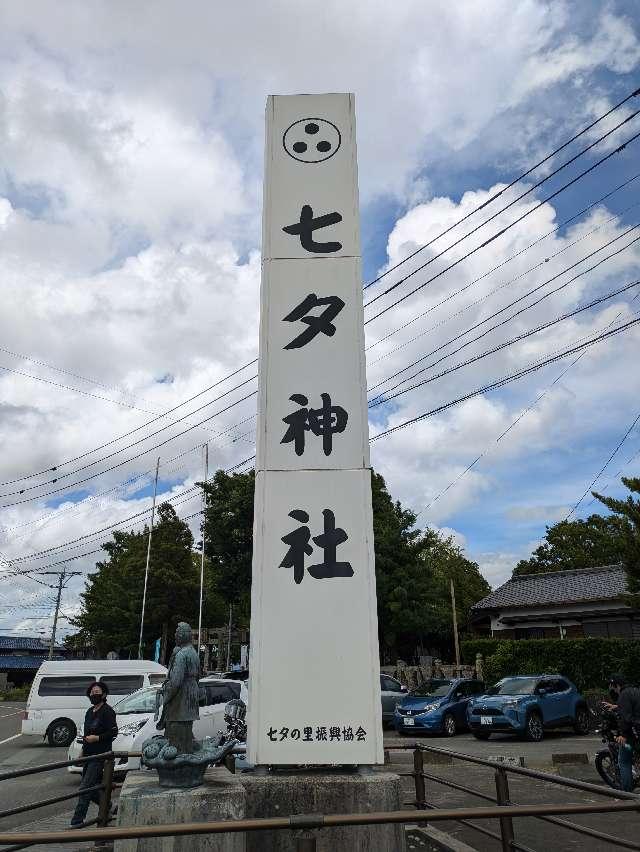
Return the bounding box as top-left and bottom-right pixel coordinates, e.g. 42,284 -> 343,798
394,678 -> 485,736
467,675 -> 590,742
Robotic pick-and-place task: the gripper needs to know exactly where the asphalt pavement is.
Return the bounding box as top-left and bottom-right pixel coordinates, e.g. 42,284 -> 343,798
1,703 -> 637,851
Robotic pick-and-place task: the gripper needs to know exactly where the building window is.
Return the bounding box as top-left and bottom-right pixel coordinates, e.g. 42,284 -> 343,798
584,621 -> 632,638
514,627 -> 544,640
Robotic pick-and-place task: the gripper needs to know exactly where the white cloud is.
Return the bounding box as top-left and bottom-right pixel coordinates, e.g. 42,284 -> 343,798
1,0 -> 639,629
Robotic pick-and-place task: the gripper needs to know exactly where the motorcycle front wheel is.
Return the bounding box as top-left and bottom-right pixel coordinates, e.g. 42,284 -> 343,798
595,748 -> 621,789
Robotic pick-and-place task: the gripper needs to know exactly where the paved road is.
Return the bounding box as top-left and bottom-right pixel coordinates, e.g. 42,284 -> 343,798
0,702 -> 24,748
0,702 -> 86,835
1,704 -> 634,851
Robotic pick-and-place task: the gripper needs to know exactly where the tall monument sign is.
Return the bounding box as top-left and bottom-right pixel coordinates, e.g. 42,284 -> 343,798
248,94 -> 383,765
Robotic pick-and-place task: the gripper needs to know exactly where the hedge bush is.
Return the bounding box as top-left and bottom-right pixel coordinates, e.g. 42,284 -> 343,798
460,638 -> 500,663
463,637 -> 640,692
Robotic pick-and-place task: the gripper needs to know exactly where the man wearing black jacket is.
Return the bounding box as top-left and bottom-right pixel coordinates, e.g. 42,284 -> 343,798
70,680 -> 118,828
609,673 -> 640,792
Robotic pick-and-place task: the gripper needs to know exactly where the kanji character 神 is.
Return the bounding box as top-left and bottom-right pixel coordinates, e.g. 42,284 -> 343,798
282,205 -> 342,253
281,393 -> 348,456
283,293 -> 345,350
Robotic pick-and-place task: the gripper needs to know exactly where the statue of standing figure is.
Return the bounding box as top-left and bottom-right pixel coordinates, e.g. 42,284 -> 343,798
156,621 -> 200,754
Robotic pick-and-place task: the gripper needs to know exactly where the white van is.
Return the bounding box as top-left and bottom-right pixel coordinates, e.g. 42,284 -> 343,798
21,660 -> 167,746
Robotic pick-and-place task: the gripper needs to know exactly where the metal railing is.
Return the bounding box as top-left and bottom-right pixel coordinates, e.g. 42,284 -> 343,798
395,741 -> 640,851
0,744 -> 638,851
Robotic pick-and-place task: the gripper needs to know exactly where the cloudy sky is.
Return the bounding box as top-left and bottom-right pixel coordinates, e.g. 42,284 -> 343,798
1,0 -> 639,637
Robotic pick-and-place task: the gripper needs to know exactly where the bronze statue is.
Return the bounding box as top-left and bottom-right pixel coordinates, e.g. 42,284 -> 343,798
156,621 -> 200,754
144,620 -> 241,788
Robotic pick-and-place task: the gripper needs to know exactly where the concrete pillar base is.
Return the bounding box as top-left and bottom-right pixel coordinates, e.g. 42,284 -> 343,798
114,767 -> 246,852
240,767 -> 406,851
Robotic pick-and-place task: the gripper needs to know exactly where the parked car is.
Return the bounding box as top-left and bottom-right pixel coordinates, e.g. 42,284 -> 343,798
380,674 -> 408,724
22,660 -> 167,747
67,677 -> 247,774
394,678 -> 485,736
467,675 -> 590,742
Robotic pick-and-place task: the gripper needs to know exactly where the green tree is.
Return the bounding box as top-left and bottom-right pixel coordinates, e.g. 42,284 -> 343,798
73,503 -> 201,658
200,469 -> 490,662
513,514 -> 627,576
593,476 -> 640,607
201,470 -> 256,623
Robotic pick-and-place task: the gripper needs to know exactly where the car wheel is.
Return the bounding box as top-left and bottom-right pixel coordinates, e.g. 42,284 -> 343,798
47,719 -> 76,747
472,730 -> 491,740
573,706 -> 590,735
525,712 -> 544,742
443,714 -> 456,737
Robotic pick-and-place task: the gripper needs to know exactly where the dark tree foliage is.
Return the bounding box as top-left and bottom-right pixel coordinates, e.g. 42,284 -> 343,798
593,477 -> 640,607
202,469 -> 490,661
72,503 -> 225,658
513,514 -> 628,576
73,472 -> 491,661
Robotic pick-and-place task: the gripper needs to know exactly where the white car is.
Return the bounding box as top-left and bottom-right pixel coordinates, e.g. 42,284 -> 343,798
68,677 -> 247,774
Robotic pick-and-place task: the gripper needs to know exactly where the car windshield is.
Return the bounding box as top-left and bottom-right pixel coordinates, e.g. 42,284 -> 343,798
410,680 -> 452,698
113,688 -> 158,714
490,678 -> 539,696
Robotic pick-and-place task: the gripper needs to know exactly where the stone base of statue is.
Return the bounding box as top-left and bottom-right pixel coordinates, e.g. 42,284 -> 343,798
141,734 -> 238,788
239,767 -> 406,852
114,766 -> 246,852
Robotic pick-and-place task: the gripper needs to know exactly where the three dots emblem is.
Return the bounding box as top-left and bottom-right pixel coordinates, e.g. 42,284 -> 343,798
283,118 -> 342,164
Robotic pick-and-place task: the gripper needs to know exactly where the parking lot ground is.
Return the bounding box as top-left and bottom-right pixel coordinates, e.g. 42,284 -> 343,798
1,715 -> 635,852
384,729 -> 602,768
387,758 -> 640,851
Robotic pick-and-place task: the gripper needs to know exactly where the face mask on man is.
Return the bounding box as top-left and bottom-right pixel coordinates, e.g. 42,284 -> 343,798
89,693 -> 104,705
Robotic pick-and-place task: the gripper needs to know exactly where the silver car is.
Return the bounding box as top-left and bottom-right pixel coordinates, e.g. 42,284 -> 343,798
380,674 -> 408,724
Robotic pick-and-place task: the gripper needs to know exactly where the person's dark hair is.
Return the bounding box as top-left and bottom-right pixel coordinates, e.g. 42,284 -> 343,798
86,680 -> 109,699
609,673 -> 626,688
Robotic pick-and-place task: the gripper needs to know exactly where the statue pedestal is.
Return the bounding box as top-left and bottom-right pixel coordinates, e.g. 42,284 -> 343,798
239,767 -> 406,852
114,767 -> 245,852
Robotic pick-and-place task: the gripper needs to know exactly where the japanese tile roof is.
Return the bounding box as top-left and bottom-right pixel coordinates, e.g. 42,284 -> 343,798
472,564 -> 628,612
0,635 -> 64,652
0,655 -> 61,670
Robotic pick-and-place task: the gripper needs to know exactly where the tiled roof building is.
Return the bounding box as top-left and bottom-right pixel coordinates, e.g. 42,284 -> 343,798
470,564 -> 639,640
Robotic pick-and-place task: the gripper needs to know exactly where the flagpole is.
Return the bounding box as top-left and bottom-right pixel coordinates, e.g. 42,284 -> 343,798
138,457 -> 160,660
197,443 -> 209,664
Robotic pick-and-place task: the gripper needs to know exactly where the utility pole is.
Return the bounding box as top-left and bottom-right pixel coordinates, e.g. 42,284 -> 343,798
40,570 -> 82,659
450,579 -> 461,676
226,604 -> 233,671
197,443 -> 209,661
138,457 -> 160,660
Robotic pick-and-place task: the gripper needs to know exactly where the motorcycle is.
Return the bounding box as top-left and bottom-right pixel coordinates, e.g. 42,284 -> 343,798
594,707 -> 640,790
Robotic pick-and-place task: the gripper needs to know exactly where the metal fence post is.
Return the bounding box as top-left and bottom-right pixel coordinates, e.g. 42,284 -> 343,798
295,835 -> 317,852
97,756 -> 115,829
414,747 -> 427,810
494,767 -> 515,852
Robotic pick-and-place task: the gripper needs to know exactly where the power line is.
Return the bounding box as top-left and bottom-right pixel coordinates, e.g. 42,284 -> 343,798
364,86 -> 640,290
1,454 -> 256,572
0,357 -> 258,487
368,227 -> 640,401
564,410 -> 640,521
416,296 -> 640,517
0,388 -> 258,507
364,126 -> 640,326
369,317 -> 640,443
0,364 -> 162,414
366,189 -> 640,365
369,279 -> 639,410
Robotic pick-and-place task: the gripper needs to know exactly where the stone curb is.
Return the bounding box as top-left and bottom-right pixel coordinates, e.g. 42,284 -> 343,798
384,743 -> 593,770
406,824 -> 478,851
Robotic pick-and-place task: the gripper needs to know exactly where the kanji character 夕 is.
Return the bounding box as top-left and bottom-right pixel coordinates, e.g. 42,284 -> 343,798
283,293 -> 345,350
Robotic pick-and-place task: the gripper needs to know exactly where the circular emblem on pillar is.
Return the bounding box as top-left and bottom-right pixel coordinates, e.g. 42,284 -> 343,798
282,118 -> 342,163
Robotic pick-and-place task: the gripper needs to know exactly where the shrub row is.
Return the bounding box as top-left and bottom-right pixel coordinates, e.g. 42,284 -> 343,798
460,637 -> 640,692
